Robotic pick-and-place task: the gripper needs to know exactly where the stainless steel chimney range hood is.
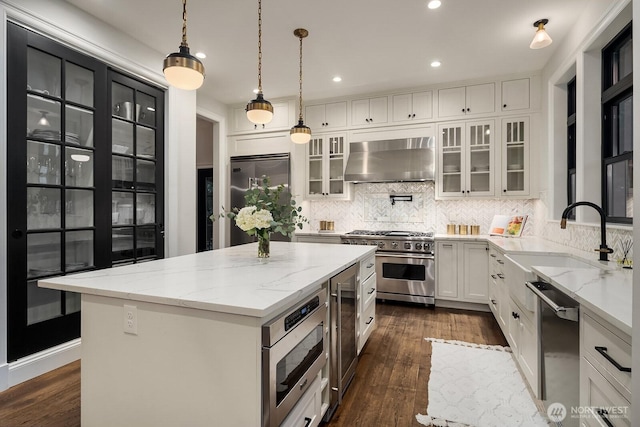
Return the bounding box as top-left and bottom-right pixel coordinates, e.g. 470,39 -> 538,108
343,137 -> 435,183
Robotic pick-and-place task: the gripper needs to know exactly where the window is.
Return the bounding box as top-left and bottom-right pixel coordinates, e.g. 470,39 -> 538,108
602,23 -> 632,223
567,77 -> 576,220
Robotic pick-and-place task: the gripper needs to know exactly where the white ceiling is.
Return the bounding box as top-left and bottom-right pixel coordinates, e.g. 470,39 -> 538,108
65,0 -> 587,106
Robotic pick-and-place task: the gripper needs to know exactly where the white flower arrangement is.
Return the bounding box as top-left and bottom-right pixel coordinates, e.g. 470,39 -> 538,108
235,206 -> 274,233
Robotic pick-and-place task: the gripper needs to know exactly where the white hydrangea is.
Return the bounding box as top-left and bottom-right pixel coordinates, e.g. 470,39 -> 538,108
235,206 -> 273,231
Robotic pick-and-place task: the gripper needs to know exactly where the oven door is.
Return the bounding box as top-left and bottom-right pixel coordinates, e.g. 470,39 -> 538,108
262,303 -> 327,427
375,252 -> 435,304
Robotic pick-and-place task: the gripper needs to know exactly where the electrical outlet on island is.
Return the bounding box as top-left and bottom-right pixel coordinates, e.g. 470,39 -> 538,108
124,304 -> 138,335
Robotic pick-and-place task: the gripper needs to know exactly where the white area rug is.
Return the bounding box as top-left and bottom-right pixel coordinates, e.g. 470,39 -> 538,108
416,338 -> 548,427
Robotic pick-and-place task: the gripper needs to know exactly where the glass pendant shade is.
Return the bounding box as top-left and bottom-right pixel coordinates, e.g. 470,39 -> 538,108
530,19 -> 552,49
163,0 -> 205,90
290,120 -> 311,144
37,111 -> 50,127
163,46 -> 205,90
246,93 -> 274,124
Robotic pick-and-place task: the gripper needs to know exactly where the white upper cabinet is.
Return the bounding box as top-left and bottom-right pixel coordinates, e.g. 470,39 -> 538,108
438,83 -> 495,118
230,100 -> 293,134
501,78 -> 530,112
392,91 -> 433,122
351,96 -> 388,126
305,133 -> 351,200
305,101 -> 347,132
437,120 -> 495,199
500,117 -> 530,197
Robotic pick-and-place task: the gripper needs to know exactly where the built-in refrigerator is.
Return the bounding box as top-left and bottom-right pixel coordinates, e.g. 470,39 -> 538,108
229,153 -> 291,246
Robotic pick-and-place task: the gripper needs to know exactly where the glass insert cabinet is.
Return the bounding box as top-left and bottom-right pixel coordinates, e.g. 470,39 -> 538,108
6,22 -> 165,361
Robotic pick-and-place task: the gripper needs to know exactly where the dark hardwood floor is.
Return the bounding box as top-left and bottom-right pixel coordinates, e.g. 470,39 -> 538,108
0,302 -> 506,427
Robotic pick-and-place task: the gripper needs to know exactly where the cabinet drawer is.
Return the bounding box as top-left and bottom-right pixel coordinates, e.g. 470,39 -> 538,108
360,254 -> 376,281
580,358 -> 631,427
581,313 -> 631,400
281,375 -> 322,427
362,273 -> 376,310
360,300 -> 375,346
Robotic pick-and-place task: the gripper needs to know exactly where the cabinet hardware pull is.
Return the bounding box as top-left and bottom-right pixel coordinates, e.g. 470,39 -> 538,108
491,274 -> 497,279
412,113 -> 416,118
11,229 -> 23,239
368,288 -> 375,294
466,108 -> 470,112
461,108 -> 465,113
490,299 -> 496,305
442,244 -> 453,247
330,293 -> 338,298
497,273 -> 504,279
490,253 -> 497,258
594,346 -> 632,372
408,114 -> 411,119
299,378 -> 308,390
367,263 -> 374,268
304,416 -> 313,427
503,104 -> 507,108
596,409 -> 614,427
497,259 -> 504,264
511,312 -> 519,319
503,189 -> 507,193
366,317 -> 374,325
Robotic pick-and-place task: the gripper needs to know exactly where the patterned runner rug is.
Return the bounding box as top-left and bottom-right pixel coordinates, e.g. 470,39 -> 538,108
416,338 -> 548,427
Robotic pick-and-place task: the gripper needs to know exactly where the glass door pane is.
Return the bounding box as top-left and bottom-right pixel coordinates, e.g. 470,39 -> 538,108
328,135 -> 345,196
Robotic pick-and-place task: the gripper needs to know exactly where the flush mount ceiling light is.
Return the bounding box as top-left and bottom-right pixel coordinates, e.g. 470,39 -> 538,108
37,111 -> 50,127
530,18 -> 552,49
430,60 -> 441,67
332,76 -> 342,82
290,28 -> 311,145
246,0 -> 273,125
427,0 -> 441,9
163,0 -> 205,90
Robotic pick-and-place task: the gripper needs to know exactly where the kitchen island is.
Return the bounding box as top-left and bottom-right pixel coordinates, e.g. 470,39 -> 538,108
39,242 -> 376,427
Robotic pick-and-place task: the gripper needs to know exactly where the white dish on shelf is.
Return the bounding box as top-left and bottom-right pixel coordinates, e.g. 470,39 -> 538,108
474,164 -> 489,171
508,164 -> 523,170
443,165 -> 459,173
112,144 -> 129,154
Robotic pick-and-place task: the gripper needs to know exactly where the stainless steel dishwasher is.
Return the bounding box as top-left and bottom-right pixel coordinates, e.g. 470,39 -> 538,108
526,281 -> 580,427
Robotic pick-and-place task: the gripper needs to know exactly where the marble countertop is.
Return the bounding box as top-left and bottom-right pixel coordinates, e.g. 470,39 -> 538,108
39,242 -> 376,319
532,265 -> 632,336
485,236 -> 632,336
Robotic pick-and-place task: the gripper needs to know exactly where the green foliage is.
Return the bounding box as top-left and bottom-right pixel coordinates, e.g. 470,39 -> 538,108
211,176 -> 308,238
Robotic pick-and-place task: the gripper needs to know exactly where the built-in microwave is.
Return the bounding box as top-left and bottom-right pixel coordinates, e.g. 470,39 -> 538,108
262,288 -> 327,427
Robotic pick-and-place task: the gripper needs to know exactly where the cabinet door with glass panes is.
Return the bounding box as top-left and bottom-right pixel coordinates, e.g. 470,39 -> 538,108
305,133 -> 349,199
501,117 -> 530,197
6,23 -> 108,361
437,120 -> 494,198
109,71 -> 164,264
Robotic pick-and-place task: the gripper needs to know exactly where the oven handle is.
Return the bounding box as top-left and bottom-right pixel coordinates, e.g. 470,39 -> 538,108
376,252 -> 434,260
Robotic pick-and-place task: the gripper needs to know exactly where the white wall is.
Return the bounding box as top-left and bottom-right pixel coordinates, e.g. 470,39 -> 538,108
0,0 -> 199,388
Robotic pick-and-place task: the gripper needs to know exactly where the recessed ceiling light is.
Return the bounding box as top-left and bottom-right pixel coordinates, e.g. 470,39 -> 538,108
427,0 -> 441,9
430,60 -> 441,67
195,52 -> 207,59
332,76 -> 342,82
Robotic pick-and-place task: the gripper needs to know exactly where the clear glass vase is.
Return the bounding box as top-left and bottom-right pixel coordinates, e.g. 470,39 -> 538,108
257,231 -> 270,259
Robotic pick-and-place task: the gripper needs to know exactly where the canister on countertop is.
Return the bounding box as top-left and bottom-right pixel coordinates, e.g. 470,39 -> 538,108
446,224 -> 457,234
470,225 -> 480,235
327,221 -> 335,231
459,225 -> 469,235
320,220 -> 327,230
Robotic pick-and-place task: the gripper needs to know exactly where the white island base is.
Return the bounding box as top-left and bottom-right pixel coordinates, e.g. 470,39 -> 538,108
40,242 -> 376,427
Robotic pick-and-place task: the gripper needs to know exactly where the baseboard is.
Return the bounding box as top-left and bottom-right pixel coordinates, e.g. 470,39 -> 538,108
0,362 -> 8,392
435,299 -> 491,312
7,338 -> 81,388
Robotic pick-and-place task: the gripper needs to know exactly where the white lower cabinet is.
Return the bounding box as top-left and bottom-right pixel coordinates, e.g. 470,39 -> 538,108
436,240 -> 488,303
281,375 -> 323,427
580,309 -> 632,426
488,245 -> 540,398
357,254 -> 377,354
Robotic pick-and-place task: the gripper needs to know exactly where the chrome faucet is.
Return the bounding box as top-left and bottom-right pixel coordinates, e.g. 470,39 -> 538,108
560,201 -> 613,262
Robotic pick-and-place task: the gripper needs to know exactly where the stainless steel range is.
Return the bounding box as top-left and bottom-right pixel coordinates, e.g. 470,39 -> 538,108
341,230 -> 435,305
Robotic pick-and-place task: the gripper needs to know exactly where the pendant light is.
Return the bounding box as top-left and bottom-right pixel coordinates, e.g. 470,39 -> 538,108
529,19 -> 552,49
37,111 -> 50,127
246,0 -> 273,125
163,0 -> 205,90
290,28 -> 311,144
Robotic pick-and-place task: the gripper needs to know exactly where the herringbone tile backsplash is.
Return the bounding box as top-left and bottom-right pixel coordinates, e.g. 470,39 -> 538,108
305,182 -> 633,262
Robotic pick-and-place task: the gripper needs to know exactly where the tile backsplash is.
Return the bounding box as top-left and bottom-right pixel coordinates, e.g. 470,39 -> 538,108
305,182 -> 633,263
307,182 -> 535,235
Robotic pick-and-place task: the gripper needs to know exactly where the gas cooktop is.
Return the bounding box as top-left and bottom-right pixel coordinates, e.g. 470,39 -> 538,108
344,230 -> 434,238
